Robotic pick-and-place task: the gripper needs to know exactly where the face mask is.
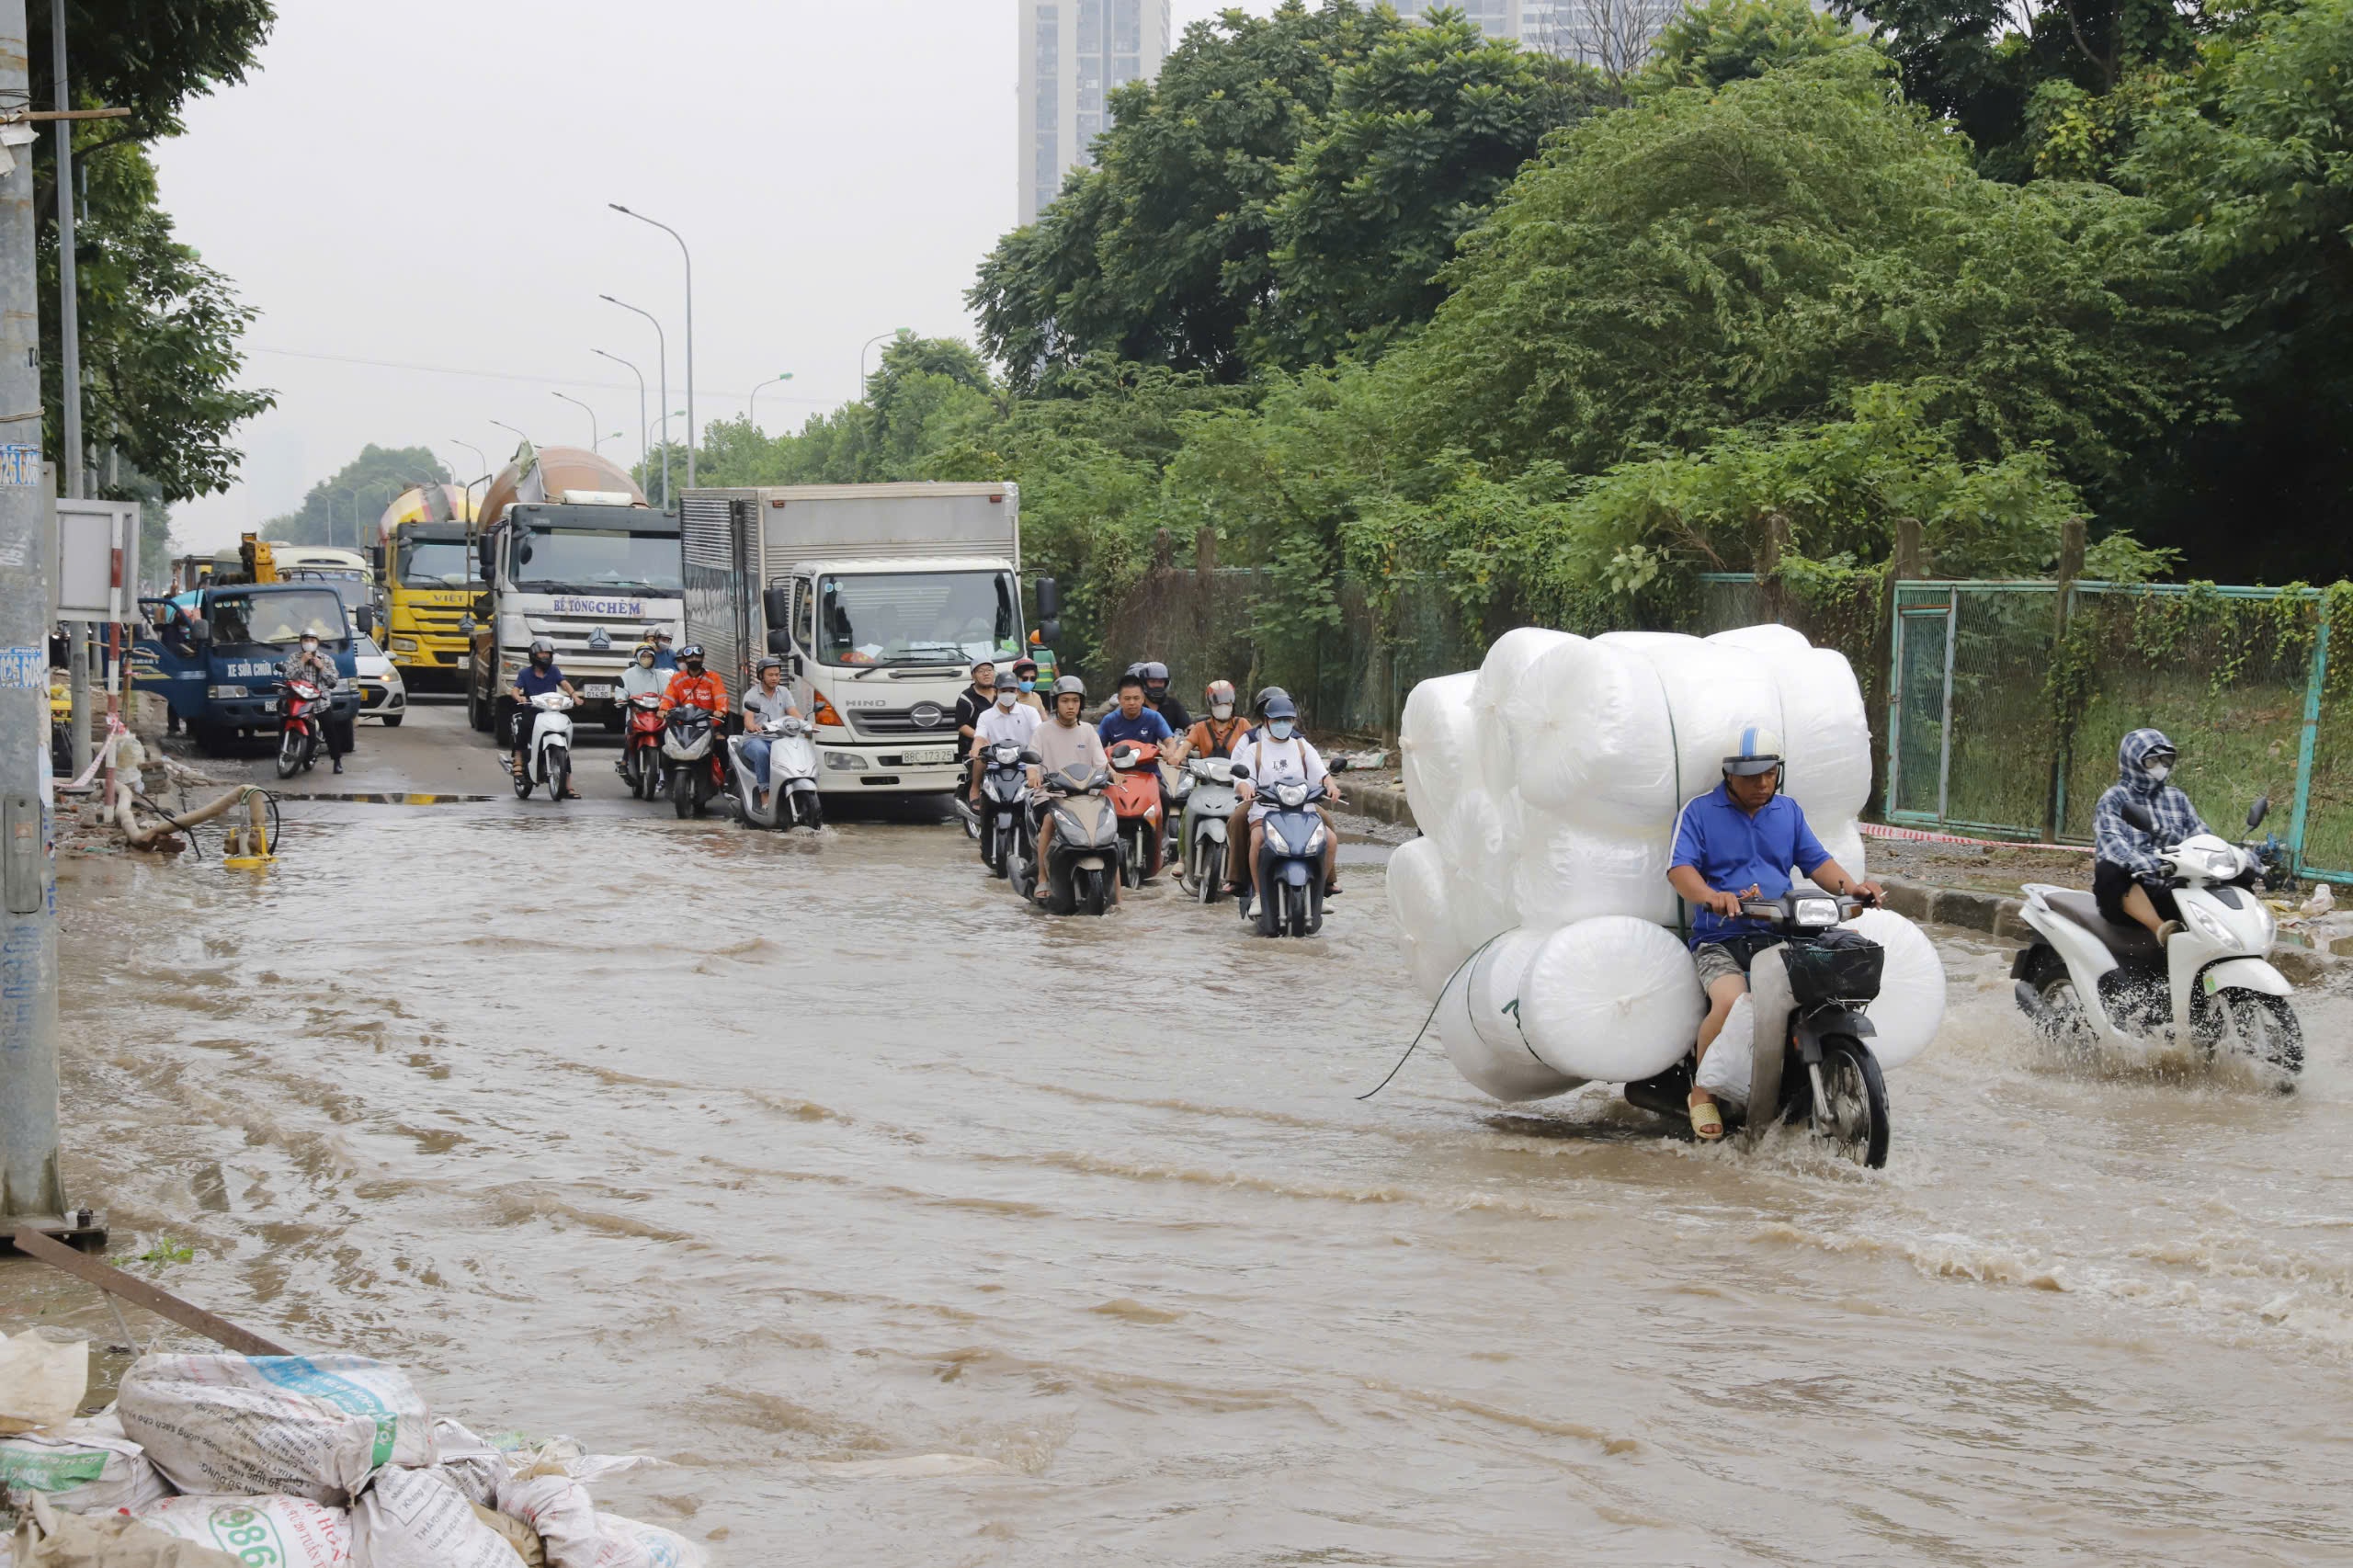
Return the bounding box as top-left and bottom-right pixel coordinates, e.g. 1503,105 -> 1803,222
638,656 -> 654,668
1019,680 -> 1035,691
1211,703 -> 1233,721
301,640 -> 319,653
996,692 -> 1017,709
1269,720 -> 1295,741
2144,761 -> 2171,782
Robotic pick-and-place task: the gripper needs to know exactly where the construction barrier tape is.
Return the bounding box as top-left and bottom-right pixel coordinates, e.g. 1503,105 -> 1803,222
1859,821 -> 2092,854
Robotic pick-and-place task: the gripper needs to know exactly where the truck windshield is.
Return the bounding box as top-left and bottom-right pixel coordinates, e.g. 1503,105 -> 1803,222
398,540 -> 477,588
205,589 -> 346,647
815,571 -> 1019,667
510,525 -> 682,595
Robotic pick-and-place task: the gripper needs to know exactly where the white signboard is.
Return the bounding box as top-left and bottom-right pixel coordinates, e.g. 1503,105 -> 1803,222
55,499 -> 140,623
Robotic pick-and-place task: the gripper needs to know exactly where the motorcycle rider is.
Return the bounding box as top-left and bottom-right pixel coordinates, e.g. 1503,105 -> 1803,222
1138,660 -> 1191,733
1097,672 -> 1176,748
1027,675 -> 1111,906
968,668 -> 1041,803
646,627 -> 679,672
1011,657 -> 1047,714
953,658 -> 998,763
1666,727 -> 1882,1143
1228,695 -> 1346,903
739,657 -> 803,812
2091,728 -> 2206,944
614,642 -> 668,778
509,636 -> 581,796
278,631 -> 350,775
1166,679 -> 1248,767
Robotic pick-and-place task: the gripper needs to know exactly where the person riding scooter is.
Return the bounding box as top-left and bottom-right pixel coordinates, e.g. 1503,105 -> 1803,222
646,627 -> 679,672
969,668 -> 1041,803
1029,675 -> 1111,906
621,642 -> 666,701
280,631 -> 350,775
953,658 -> 998,764
660,644 -> 730,791
1665,727 -> 1881,1143
2092,728 -> 2206,945
739,657 -> 803,812
1011,657 -> 1047,714
1166,679 -> 1248,767
1228,695 -> 1345,905
1138,660 -> 1191,733
1098,673 -> 1176,749
510,637 -> 580,793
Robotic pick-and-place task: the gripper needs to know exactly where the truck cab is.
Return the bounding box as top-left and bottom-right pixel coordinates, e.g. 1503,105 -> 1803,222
134,582 -> 363,755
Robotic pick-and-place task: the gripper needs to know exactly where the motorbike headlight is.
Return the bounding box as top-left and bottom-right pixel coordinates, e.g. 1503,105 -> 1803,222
2204,848 -> 2245,880
2184,901 -> 2232,944
1302,825 -> 1327,855
1277,783 -> 1308,808
1795,897 -> 1839,927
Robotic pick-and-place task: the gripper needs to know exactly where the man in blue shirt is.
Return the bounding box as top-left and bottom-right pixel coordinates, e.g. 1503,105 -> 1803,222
1666,725 -> 1881,1142
1097,673 -> 1176,748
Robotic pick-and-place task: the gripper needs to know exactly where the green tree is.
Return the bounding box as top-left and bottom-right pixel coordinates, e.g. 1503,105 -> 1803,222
1643,0 -> 1865,93
28,2 -> 277,503
266,446 -> 449,551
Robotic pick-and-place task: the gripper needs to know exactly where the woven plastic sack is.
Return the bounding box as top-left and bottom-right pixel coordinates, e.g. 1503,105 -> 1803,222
1469,627 -> 1577,801
0,1412 -> 175,1515
0,1332 -> 88,1436
351,1466 -> 520,1568
11,1494 -> 241,1568
496,1473 -> 706,1568
1844,908 -> 1946,1070
1434,932 -> 1583,1102
1505,638 -> 1678,828
425,1419 -> 505,1509
1387,837 -> 1473,1001
1398,673 -> 1483,858
118,1355 -> 432,1505
1517,916 -> 1708,1082
1511,811 -> 1678,933
131,1496 -> 350,1568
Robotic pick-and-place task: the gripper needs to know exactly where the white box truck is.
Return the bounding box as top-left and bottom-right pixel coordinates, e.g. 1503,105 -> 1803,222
679,483 -> 1060,801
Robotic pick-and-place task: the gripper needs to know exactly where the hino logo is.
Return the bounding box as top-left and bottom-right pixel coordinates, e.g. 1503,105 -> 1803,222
909,703 -> 946,728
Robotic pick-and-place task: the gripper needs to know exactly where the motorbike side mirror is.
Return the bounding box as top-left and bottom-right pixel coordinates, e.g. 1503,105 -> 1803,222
2247,794 -> 2270,830
1229,762 -> 1250,779
2120,801 -> 2156,835
1017,749 -> 1040,766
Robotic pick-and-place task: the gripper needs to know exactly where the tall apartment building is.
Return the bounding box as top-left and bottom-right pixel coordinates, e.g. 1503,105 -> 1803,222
1016,0 -> 1175,227
1390,0 -> 1677,74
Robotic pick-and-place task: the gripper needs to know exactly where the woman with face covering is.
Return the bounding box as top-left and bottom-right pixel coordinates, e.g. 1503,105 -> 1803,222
278,631 -> 351,774
2091,728 -> 2209,942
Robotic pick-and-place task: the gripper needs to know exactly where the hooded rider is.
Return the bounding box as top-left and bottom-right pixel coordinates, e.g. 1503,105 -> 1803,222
2092,728 -> 2207,943
1666,726 -> 1881,1144
509,636 -> 581,794
278,630 -> 349,774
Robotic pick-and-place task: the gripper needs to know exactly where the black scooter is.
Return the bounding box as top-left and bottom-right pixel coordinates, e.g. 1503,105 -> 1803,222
1233,763 -> 1329,938
974,739 -> 1031,878
1011,759 -> 1121,915
1624,892 -> 1893,1167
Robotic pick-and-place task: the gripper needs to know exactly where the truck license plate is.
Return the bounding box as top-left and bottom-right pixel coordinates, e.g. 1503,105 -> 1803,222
907,746 -> 955,766
582,684 -> 615,699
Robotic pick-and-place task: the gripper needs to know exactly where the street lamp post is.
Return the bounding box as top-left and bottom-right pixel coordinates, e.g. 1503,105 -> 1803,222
748,372 -> 794,433
449,438 -> 488,506
600,295 -> 668,507
609,203 -> 695,488
861,328 -> 912,395
551,392 -> 598,449
593,349 -> 648,478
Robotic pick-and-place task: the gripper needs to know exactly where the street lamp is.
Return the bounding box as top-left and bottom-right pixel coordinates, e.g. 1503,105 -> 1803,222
489,419 -> 530,456
600,295 -> 668,507
609,203 -> 696,488
593,349 -> 648,476
449,438 -> 489,507
551,392 -> 598,449
748,372 -> 794,433
861,328 -> 912,394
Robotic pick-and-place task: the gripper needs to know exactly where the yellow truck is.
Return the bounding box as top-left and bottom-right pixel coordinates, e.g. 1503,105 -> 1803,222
375,483 -> 479,684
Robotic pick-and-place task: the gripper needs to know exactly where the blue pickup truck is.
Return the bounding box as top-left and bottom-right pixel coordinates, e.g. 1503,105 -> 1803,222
134,582 -> 364,756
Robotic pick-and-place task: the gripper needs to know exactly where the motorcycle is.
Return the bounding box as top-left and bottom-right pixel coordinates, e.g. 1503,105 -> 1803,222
1105,740 -> 1165,888
1233,764 -> 1330,937
512,691 -> 576,801
728,714 -> 824,831
1011,760 -> 1120,916
1173,756 -> 1240,903
2012,795 -> 2302,1084
1624,892 -> 1893,1167
974,739 -> 1032,877
663,706 -> 723,820
619,691 -> 666,801
275,676 -> 333,778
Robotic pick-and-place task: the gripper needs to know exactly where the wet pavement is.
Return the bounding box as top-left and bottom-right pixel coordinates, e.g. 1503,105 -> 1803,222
14,699 -> 2353,1563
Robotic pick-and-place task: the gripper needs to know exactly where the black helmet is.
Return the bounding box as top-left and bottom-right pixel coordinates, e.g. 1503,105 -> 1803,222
1254,685 -> 1289,718
1142,660 -> 1169,693
993,668 -> 1019,691
1262,694 -> 1298,722
529,637 -> 554,660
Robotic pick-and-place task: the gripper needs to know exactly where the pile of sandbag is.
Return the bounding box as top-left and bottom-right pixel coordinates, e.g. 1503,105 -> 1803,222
1392,624 -> 1946,1101
2,1346 -> 703,1568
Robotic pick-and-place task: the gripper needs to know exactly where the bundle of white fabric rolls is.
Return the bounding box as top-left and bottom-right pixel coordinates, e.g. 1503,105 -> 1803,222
1390,624 -> 1947,1102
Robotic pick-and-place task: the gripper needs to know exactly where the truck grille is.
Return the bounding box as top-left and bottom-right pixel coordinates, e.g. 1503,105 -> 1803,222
849,703 -> 955,738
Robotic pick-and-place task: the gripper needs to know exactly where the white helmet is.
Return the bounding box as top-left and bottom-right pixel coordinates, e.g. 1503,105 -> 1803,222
1723,724 -> 1783,778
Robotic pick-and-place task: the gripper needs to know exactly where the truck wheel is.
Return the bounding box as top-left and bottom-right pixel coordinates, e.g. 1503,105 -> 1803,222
466,679 -> 486,733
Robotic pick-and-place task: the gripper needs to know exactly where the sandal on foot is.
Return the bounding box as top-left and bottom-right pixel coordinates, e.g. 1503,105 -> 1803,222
1688,1098 -> 1724,1142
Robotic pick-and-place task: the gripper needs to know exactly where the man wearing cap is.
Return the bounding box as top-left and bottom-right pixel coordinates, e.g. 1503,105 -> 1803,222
952,659 -> 997,764
1666,725 -> 1881,1142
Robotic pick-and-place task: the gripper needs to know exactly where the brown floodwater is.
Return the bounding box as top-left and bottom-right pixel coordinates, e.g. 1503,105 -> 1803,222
16,714 -> 2353,1564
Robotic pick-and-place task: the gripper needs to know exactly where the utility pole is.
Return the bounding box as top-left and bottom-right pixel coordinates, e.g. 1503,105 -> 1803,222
1,0 -> 71,1224
51,1 -> 87,782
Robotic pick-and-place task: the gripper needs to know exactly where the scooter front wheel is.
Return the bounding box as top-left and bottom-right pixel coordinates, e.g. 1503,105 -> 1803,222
547,751 -> 571,802
276,729 -> 303,780
1808,1036 -> 1890,1169
1078,866 -> 1111,916
1197,842 -> 1223,904
671,768 -> 695,819
2214,988 -> 2304,1084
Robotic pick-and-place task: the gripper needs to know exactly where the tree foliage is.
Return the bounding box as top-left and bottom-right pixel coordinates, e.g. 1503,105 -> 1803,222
265,446 -> 449,550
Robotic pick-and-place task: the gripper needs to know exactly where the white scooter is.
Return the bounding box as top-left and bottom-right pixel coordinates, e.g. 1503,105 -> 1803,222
513,691 -> 575,802
1172,756 -> 1240,903
728,714 -> 823,831
2013,795 -> 2302,1082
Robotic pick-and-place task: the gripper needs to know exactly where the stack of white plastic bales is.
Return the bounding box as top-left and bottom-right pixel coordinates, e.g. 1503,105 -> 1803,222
1390,625 -> 1947,1103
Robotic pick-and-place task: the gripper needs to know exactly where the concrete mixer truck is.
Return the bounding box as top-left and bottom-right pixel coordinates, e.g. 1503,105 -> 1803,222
375,483 -> 478,685
462,442 -> 682,744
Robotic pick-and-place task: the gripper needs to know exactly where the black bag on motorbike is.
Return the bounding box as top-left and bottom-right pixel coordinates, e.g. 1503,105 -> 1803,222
1781,928 -> 1884,1006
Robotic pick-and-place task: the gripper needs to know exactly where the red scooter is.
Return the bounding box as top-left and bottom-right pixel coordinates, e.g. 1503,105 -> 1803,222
620,690 -> 666,801
1106,740 -> 1165,888
275,677 -> 330,778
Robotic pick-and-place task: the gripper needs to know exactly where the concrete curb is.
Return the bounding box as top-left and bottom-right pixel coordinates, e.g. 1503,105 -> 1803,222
1347,782 -> 2340,981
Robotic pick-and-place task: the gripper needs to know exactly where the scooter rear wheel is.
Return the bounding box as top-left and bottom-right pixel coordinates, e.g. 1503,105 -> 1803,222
1808,1036 -> 1890,1169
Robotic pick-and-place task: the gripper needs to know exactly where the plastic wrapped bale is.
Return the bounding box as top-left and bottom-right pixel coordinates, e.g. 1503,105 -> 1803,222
1398,673 -> 1484,858
0,1412 -> 175,1515
1597,632 -> 1785,807
1813,819 -> 1867,891
131,1495 -> 352,1568
1844,908 -> 1946,1070
1469,627 -> 1579,801
1693,994 -> 1757,1109
1511,811 -> 1680,933
1440,786 -> 1520,948
118,1355 -> 433,1505
1517,916 -> 1708,1083
1706,628 -> 1873,825
1387,837 -> 1473,1001
1434,930 -> 1584,1101
1504,639 -> 1679,829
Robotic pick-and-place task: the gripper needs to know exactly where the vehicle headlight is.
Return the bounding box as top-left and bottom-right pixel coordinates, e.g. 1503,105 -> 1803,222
2205,848 -> 2245,880
1795,897 -> 1839,927
206,684 -> 247,699
824,751 -> 869,771
1302,825 -> 1328,855
2184,901 -> 2232,943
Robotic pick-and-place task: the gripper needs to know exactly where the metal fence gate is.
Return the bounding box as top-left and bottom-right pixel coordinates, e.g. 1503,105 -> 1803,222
1888,581 -> 2348,885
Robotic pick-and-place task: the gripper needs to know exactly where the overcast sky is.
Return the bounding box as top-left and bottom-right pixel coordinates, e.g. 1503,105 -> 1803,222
151,1 -> 1281,551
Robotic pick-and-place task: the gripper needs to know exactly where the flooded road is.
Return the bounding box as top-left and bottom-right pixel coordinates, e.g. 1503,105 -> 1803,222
19,703 -> 2353,1563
